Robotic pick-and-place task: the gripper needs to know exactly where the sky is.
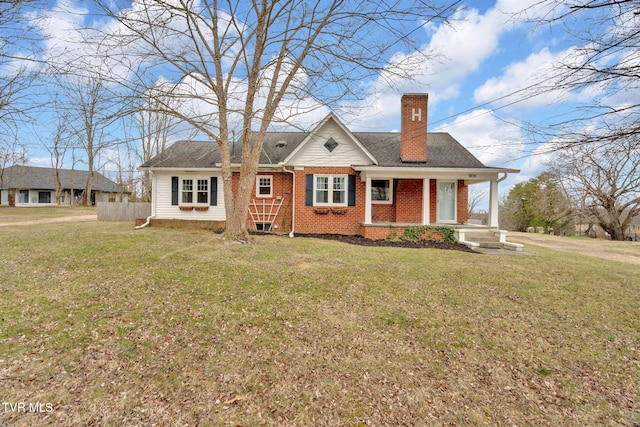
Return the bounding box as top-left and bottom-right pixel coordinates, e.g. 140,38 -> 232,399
7,0 -> 635,201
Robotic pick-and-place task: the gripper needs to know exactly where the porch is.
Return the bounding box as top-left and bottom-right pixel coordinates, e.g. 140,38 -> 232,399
356,169 -> 510,228
352,166 -> 520,248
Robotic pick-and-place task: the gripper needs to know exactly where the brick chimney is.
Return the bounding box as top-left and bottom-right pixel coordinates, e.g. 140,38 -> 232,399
400,93 -> 428,162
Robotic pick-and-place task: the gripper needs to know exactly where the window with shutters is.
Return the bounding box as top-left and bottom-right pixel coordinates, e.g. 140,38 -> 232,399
174,176 -> 217,207
314,175 -> 347,206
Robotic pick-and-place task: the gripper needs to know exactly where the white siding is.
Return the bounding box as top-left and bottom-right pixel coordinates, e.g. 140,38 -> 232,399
153,171 -> 225,220
288,119 -> 372,166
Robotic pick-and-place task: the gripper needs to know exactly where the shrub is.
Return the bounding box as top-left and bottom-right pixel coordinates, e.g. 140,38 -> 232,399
388,225 -> 457,243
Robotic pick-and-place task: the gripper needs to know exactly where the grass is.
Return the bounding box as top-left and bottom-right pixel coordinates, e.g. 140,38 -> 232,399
0,216 -> 639,426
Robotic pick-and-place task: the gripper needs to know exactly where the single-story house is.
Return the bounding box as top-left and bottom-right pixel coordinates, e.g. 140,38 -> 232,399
140,93 -> 520,248
0,165 -> 128,206
575,210 -> 640,240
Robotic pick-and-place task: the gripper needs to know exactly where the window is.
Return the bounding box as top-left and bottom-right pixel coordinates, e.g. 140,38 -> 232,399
315,175 -> 346,206
182,179 -> 193,203
181,179 -> 208,204
332,176 -> 345,204
315,176 -> 329,203
256,175 -> 273,198
371,179 -> 391,203
173,176 -> 217,207
108,193 -> 116,202
38,191 -> 51,204
19,190 -> 28,204
197,179 -> 208,203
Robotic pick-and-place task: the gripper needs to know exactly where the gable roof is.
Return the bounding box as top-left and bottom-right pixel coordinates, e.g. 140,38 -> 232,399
283,113 -> 377,165
140,130 -> 491,171
0,165 -> 123,193
139,134 -> 309,169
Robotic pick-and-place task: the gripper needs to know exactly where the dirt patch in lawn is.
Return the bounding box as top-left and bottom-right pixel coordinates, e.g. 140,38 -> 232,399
300,233 -> 477,252
0,214 -> 97,227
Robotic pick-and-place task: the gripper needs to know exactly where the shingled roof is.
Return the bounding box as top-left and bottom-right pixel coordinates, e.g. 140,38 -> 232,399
0,165 -> 122,192
140,131 -> 489,170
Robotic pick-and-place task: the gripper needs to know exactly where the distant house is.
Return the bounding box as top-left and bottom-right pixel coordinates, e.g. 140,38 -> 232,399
576,210 -> 640,240
0,165 -> 128,206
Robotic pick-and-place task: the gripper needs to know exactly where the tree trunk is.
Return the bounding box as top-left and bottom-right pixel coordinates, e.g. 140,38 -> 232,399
223,156 -> 261,244
605,222 -> 626,241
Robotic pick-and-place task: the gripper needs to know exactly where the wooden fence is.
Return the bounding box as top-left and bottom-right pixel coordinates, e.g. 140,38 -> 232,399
97,202 -> 151,221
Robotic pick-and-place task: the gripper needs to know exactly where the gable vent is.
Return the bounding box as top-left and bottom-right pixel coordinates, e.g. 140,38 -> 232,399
275,140 -> 287,148
324,137 -> 339,153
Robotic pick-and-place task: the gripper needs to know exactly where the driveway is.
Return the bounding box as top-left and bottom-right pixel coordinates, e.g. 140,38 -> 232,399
0,214 -> 97,227
509,231 -> 640,266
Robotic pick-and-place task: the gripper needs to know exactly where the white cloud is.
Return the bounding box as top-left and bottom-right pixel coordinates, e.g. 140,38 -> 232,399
519,144 -> 557,181
435,109 -> 524,167
31,1 -> 131,82
473,47 -> 582,110
333,0 -> 551,132
28,157 -> 54,168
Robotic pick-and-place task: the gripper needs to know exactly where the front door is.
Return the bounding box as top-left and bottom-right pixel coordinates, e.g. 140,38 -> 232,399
438,181 -> 456,222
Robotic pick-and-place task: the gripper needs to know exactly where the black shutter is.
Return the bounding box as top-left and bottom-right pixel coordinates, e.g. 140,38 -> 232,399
171,176 -> 179,206
210,177 -> 218,206
305,174 -> 313,206
348,174 -> 356,206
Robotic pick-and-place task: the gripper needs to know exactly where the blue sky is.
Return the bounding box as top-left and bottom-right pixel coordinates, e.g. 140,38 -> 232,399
11,0 -> 635,199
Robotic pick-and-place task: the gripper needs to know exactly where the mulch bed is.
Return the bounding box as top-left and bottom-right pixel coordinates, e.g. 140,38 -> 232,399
300,233 -> 477,253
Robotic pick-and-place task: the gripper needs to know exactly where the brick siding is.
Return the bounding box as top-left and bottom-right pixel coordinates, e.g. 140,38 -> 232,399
457,180 -> 469,224
232,172 -> 294,232
173,170 -> 469,236
293,166 -> 365,235
394,179 -> 424,223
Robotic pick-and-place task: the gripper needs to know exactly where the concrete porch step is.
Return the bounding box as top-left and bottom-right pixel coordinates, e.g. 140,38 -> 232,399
456,229 -> 524,252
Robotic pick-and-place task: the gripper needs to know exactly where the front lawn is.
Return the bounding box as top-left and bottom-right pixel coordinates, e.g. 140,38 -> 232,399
1,220 -> 638,426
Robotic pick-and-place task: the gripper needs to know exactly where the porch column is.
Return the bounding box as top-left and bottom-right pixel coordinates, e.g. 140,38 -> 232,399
364,176 -> 372,225
422,178 -> 430,225
489,178 -> 499,228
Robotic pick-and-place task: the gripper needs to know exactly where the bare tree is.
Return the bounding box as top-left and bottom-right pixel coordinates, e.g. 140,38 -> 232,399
44,119 -> 72,204
467,185 -> 488,219
93,0 -> 459,242
58,76 -> 123,205
520,0 -> 639,150
0,1 -> 45,158
135,89 -> 196,202
0,138 -> 28,186
553,137 -> 640,240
